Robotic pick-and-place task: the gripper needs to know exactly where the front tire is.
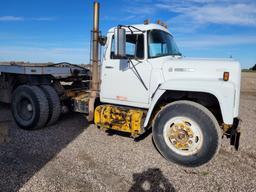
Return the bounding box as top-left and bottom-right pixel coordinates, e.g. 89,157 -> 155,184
11,85 -> 49,130
153,100 -> 221,167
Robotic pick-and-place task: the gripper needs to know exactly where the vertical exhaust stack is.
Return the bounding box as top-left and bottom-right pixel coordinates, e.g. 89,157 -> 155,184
88,0 -> 100,121
91,0 -> 100,92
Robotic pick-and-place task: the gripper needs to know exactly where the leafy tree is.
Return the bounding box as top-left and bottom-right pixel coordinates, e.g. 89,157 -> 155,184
250,64 -> 256,71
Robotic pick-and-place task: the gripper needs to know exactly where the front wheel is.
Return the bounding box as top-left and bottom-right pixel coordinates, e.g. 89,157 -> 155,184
153,100 -> 221,167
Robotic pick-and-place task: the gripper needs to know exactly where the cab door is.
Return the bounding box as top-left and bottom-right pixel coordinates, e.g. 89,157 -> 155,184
101,33 -> 152,108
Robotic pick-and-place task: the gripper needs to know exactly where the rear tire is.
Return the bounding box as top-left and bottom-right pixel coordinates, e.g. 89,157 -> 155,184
153,100 -> 221,167
11,85 -> 49,130
40,85 -> 61,126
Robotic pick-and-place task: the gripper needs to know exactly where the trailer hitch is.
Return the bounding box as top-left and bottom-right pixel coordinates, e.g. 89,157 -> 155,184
224,118 -> 240,150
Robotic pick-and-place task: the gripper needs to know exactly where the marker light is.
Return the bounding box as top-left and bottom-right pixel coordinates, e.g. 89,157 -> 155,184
144,19 -> 150,25
223,72 -> 229,81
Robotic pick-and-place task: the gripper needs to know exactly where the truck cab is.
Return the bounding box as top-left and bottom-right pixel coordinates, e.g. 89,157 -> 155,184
101,23 -> 240,126
95,23 -> 241,167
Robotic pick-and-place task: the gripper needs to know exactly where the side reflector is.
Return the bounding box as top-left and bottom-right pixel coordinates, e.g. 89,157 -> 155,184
223,72 -> 229,81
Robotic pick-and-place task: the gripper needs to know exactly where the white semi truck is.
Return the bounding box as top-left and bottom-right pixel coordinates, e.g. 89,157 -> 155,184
0,1 -> 241,167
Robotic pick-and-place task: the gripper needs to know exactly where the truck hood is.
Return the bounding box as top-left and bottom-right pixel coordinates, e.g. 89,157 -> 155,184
157,57 -> 241,86
154,56 -> 241,119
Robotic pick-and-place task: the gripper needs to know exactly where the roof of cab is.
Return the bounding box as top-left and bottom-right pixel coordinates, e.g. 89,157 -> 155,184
108,23 -> 171,34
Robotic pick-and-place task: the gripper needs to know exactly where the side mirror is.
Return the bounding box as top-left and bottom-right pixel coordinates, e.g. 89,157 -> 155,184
114,27 -> 126,58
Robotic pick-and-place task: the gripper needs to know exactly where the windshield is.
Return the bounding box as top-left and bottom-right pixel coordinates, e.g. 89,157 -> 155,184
148,30 -> 181,58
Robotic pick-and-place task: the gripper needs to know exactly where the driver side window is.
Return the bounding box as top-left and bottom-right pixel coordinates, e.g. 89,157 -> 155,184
111,34 -> 144,59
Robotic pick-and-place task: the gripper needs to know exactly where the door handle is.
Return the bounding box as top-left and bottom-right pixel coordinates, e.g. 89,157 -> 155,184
105,66 -> 114,69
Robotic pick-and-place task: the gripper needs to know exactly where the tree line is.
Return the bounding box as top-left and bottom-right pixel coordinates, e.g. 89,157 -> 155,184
250,64 -> 256,71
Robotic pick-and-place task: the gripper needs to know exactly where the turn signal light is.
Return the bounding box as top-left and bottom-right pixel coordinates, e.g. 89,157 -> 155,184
223,72 -> 229,81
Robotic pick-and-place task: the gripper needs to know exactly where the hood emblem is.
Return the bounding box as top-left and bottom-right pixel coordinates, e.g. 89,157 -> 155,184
174,68 -> 195,72
168,68 -> 173,72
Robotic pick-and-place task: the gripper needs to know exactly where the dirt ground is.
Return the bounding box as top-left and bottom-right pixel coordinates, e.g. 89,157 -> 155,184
0,72 -> 256,192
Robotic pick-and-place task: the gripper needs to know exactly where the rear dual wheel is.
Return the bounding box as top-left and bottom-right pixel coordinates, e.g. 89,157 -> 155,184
40,85 -> 61,126
11,85 -> 61,130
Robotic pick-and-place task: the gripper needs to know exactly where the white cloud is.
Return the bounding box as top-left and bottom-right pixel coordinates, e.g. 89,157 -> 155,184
156,1 -> 256,26
0,16 -> 24,21
0,16 -> 56,22
31,17 -> 56,21
120,0 -> 256,33
177,35 -> 256,48
0,47 -> 89,64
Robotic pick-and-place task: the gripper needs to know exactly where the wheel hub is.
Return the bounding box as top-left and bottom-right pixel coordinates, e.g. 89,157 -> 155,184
27,104 -> 33,112
177,130 -> 188,140
168,122 -> 193,150
18,98 -> 33,121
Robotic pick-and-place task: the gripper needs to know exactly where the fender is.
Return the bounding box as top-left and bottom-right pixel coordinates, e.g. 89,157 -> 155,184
144,79 -> 236,128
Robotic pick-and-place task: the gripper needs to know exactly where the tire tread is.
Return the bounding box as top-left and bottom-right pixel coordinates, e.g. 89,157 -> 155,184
152,100 -> 221,167
41,85 -> 61,126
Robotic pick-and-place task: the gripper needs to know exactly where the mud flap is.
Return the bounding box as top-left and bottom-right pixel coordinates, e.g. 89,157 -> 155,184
0,121 -> 10,144
229,118 -> 240,150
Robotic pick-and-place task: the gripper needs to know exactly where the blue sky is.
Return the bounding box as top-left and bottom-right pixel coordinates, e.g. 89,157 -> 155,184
0,0 -> 255,68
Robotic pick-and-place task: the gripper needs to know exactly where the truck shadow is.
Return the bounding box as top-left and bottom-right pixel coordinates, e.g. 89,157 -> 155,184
0,103 -> 88,192
129,168 -> 176,192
